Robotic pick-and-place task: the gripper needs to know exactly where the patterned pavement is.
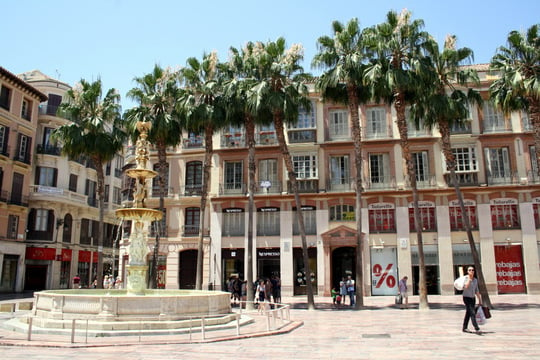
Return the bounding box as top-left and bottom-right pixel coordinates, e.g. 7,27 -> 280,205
1,293 -> 539,359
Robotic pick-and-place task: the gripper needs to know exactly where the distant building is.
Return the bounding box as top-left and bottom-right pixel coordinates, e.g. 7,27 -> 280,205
0,66 -> 46,292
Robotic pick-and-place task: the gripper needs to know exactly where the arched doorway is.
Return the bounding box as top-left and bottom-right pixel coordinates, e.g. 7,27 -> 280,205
179,249 -> 197,289
332,247 -> 355,290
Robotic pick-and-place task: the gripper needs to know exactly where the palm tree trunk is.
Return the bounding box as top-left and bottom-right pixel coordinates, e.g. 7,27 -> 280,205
95,158 -> 105,289
274,110 -> 315,310
440,121 -> 493,308
246,115 -> 256,309
395,94 -> 429,310
196,124 -> 213,290
346,83 -> 365,308
152,143 -> 167,289
528,98 -> 540,177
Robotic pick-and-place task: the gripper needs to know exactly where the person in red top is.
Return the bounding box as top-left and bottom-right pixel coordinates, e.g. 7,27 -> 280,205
72,274 -> 81,289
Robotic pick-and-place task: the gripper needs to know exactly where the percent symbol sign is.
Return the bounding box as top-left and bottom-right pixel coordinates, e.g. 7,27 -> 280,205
373,263 -> 396,288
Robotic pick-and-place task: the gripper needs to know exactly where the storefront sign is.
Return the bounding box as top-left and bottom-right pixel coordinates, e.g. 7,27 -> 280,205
370,247 -> 397,295
368,203 -> 394,210
258,249 -> 280,257
490,198 -> 518,205
61,249 -> 72,261
25,247 -> 56,260
408,201 -> 435,208
494,245 -> 526,293
223,208 -> 244,213
449,199 -> 476,206
257,207 -> 279,212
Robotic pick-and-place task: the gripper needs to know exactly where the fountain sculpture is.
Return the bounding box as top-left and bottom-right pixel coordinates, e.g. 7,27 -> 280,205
13,122 -> 232,334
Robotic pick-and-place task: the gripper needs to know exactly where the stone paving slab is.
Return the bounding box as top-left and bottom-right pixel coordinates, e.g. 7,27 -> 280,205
0,294 -> 539,359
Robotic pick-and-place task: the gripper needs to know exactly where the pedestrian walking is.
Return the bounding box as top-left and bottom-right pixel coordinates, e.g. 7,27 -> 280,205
462,266 -> 482,333
339,277 -> 347,306
398,276 -> 409,309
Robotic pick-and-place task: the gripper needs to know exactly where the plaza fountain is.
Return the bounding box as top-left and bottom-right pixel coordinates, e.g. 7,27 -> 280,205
16,122 -> 232,334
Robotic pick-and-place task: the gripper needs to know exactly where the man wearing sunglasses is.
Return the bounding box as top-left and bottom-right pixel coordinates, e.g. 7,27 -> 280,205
462,266 -> 482,333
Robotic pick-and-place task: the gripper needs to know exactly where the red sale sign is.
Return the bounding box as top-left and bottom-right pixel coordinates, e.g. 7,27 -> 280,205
494,245 -> 526,294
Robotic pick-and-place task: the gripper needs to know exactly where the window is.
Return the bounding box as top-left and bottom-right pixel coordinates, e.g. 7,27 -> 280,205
0,86 -> 11,110
152,163 -> 169,197
449,203 -> 478,231
369,153 -> 390,187
85,180 -> 97,207
491,203 -> 520,229
293,155 -> 318,179
534,203 -> 540,228
289,103 -> 316,142
224,161 -> 243,193
413,151 -> 430,183
329,155 -> 350,190
258,159 -> 278,192
36,167 -> 57,187
329,204 -> 355,221
366,107 -> 387,138
406,107 -> 427,136
222,125 -> 244,146
185,161 -> 203,195
530,145 -> 538,180
484,147 -> 511,183
15,134 -> 32,163
328,110 -> 348,139
368,207 -> 396,232
45,94 -> 62,116
409,205 -> 436,231
522,111 -> 532,131
69,174 -> 78,192
257,207 -> 280,236
35,209 -> 49,231
184,207 -> 200,236
0,125 -> 9,155
114,156 -> 124,177
150,209 -> 167,237
21,99 -> 32,120
7,215 -> 18,239
222,208 -> 245,236
113,187 -> 121,205
483,102 -> 506,132
293,206 -> 316,235
452,147 -> 478,172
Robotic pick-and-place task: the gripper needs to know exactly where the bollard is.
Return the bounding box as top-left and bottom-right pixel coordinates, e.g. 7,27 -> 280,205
236,313 -> 240,336
27,316 -> 33,341
201,316 -> 206,340
71,319 -> 76,343
189,316 -> 193,343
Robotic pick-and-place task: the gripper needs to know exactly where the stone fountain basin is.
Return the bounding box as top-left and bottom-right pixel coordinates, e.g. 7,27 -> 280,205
31,289 -> 231,323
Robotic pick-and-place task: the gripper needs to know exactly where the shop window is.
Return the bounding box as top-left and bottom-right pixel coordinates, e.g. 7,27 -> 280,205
222,208 -> 245,236
449,205 -> 478,231
293,206 -> 317,235
368,208 -> 396,232
257,207 -> 280,236
490,204 -> 520,229
409,206 -> 436,232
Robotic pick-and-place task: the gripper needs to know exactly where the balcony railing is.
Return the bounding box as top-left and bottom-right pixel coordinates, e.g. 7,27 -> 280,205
256,131 -> 278,145
39,104 -> 60,116
0,190 -> 8,202
486,170 -> 518,185
37,144 -> 61,156
183,137 -> 204,149
482,123 -> 512,133
220,183 -> 246,195
182,225 -> 199,237
407,174 -> 437,189
221,134 -> 245,148
288,129 -> 316,143
450,121 -> 472,134
444,172 -> 479,187
13,152 -> 31,165
363,125 -> 393,140
182,185 -> 203,196
327,180 -> 353,192
364,175 -> 396,190
287,179 -> 319,193
8,194 -> 29,207
29,185 -> 88,204
0,145 -> 10,157
255,181 -> 282,194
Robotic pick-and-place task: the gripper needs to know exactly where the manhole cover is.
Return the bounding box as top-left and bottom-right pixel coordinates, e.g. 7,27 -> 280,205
362,334 -> 391,338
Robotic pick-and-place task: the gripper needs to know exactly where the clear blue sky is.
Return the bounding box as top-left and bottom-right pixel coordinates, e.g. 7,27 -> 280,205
3,0 -> 539,110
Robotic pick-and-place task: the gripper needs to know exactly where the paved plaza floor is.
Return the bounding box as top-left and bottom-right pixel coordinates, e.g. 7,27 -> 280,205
1,293 -> 539,359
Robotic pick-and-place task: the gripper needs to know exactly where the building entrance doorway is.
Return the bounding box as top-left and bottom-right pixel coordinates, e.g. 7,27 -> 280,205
179,250 -> 197,289
331,246 -> 355,291
24,264 -> 48,290
412,265 -> 440,295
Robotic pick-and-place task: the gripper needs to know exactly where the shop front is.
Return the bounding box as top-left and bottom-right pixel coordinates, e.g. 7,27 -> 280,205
411,245 -> 440,295
257,248 -> 280,280
78,250 -> 98,288
24,247 -> 55,290
370,247 -> 398,295
293,247 -> 317,295
494,244 -> 526,294
222,248 -> 245,287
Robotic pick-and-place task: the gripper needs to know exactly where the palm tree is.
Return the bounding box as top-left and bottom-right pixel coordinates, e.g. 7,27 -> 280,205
125,65 -> 183,288
249,38 -> 315,309
312,18 -> 372,308
180,52 -> 227,290
225,43 -> 274,308
53,79 -> 126,289
364,9 -> 431,309
490,24 -> 540,173
413,35 -> 492,308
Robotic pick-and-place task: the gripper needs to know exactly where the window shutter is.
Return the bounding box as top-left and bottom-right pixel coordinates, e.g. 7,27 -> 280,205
47,210 -> 54,233
28,209 -> 36,231
35,167 -> 41,184
502,147 -> 510,177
